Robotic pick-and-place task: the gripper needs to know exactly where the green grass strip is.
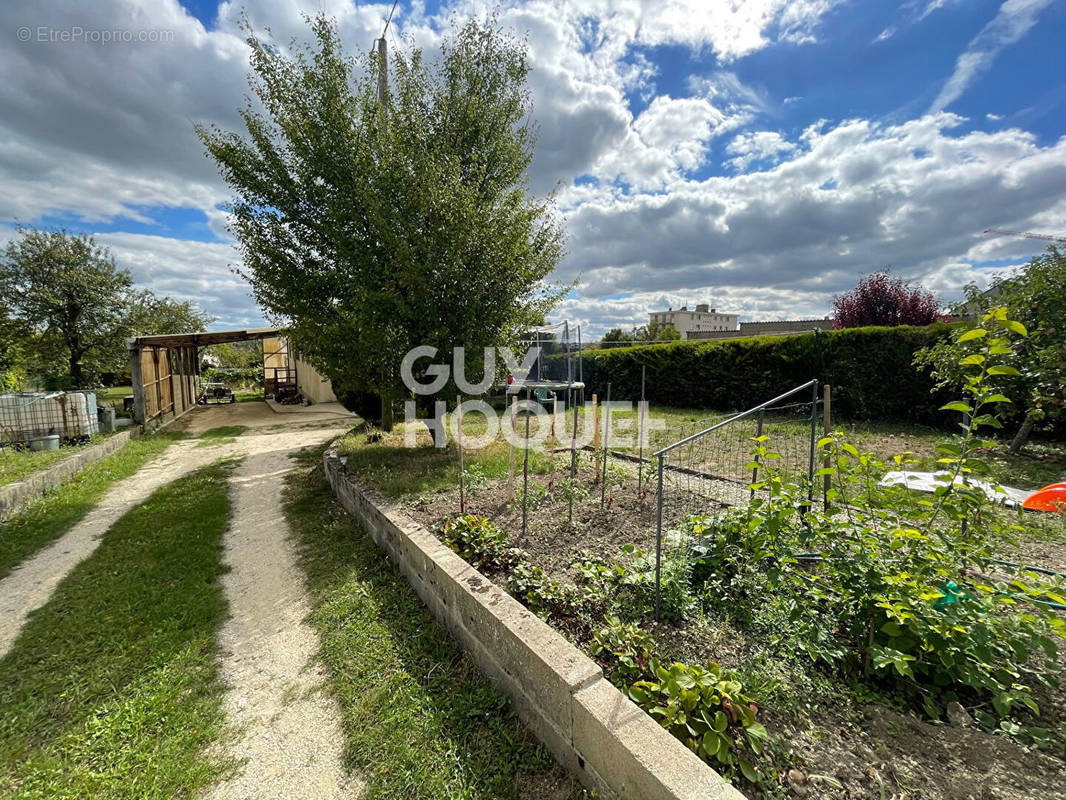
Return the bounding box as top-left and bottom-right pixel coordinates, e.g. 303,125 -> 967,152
283,448 -> 581,800
0,432 -> 185,582
195,426 -> 248,448
0,434 -> 121,488
0,457 -> 240,799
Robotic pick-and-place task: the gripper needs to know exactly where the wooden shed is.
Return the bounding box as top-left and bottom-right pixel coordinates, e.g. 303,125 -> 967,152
127,328 -> 280,426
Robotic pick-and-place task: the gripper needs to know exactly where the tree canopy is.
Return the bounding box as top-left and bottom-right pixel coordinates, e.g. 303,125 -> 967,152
916,246 -> 1066,452
833,270 -> 940,329
1,227 -> 212,388
1,229 -> 134,387
198,15 -> 565,426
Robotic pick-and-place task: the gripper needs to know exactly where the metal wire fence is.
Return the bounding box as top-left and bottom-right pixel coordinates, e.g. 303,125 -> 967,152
652,380 -> 823,619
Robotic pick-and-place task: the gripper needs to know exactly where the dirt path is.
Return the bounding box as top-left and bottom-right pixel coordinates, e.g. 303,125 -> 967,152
0,437 -> 214,659
207,436 -> 360,800
0,417 -> 351,662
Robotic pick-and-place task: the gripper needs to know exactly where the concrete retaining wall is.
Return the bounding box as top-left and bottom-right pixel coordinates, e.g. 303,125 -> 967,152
322,443 -> 744,800
0,428 -> 139,520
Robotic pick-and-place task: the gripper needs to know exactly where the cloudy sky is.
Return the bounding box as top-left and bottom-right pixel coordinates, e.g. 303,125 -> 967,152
2,0 -> 1064,336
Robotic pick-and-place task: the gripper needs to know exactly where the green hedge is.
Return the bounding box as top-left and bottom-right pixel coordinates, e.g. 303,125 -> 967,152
573,324 -> 958,424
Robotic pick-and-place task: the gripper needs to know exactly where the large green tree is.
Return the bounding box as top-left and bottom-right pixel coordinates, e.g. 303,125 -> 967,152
1,229 -> 134,387
916,246 -> 1066,453
198,16 -> 565,427
91,291 -> 215,377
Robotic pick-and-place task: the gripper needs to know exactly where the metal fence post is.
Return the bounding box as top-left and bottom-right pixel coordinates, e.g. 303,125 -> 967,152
808,380 -> 819,505
655,453 -> 664,621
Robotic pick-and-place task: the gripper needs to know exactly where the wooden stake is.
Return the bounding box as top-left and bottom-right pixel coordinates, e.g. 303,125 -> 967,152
592,393 -> 601,482
457,395 -> 465,513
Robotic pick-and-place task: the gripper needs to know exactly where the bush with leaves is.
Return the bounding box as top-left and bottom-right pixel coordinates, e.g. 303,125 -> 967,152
590,617 -> 773,787
440,515 -> 514,572
683,308 -> 1066,729
590,616 -> 655,685
629,660 -> 769,785
916,246 -> 1066,452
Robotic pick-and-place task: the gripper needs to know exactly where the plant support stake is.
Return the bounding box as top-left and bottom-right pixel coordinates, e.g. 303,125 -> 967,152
638,365 -> 646,500
457,394 -> 465,513
569,386 -> 579,523
601,382 -> 611,505
654,453 -> 664,621
521,389 -> 531,540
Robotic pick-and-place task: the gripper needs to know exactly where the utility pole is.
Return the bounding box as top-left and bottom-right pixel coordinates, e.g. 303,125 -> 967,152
376,37 -> 387,105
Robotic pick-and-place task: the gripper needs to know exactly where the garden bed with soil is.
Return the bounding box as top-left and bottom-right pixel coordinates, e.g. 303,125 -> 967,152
398,461 -> 1066,800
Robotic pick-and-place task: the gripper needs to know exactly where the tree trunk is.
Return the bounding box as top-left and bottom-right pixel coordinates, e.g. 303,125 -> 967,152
1009,413 -> 1037,455
69,351 -> 84,388
380,390 -> 395,431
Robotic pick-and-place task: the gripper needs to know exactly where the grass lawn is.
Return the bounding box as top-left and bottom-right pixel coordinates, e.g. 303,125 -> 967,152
0,432 -> 183,582
96,385 -> 133,418
0,433 -> 116,487
0,458 -> 239,799
283,447 -> 581,800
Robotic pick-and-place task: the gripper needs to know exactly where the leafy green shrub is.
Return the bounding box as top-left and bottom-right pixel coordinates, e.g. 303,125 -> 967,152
683,310 -> 1066,725
573,544 -> 696,624
202,366 -> 263,389
629,660 -> 769,784
440,514 -> 512,572
591,616 -> 655,685
506,561 -> 571,617
567,323 -> 959,423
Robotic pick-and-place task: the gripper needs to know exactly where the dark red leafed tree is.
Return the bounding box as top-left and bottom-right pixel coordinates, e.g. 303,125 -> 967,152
832,270 -> 940,328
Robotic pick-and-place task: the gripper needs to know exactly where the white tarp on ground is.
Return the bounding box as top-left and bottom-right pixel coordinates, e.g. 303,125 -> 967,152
880,470 -> 1031,508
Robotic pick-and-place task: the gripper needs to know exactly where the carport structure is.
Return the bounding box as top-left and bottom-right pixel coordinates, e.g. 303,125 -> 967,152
128,328 -> 280,426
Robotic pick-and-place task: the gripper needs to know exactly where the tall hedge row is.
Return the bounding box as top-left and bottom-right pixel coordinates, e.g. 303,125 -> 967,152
573,324 -> 958,424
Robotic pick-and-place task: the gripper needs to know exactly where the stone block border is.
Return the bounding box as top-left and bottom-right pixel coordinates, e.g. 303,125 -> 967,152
0,429 -> 140,521
322,442 -> 745,800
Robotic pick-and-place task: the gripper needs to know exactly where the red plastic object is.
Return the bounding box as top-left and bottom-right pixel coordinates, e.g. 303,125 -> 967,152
1023,484 -> 1066,512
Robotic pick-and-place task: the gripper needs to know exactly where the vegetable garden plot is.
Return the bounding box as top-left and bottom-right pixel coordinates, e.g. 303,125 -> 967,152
652,381 -> 823,618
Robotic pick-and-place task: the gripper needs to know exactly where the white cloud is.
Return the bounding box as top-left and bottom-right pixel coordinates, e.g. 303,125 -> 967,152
550,114 -> 1066,334
726,131 -> 797,171
0,0 -> 1060,339
97,233 -> 262,329
929,0 -> 1053,112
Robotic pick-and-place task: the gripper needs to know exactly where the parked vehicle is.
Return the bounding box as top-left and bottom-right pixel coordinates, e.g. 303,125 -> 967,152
197,382 -> 235,405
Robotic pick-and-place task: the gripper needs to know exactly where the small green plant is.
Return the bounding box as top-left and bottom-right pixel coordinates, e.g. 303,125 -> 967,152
506,561 -> 570,617
440,515 -> 513,572
591,616 -> 655,685
510,480 -> 548,514
572,544 -> 696,624
460,464 -> 490,494
629,660 -> 769,786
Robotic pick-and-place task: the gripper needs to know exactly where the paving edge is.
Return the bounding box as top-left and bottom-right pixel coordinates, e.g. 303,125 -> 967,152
322,442 -> 746,800
0,429 -> 140,520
